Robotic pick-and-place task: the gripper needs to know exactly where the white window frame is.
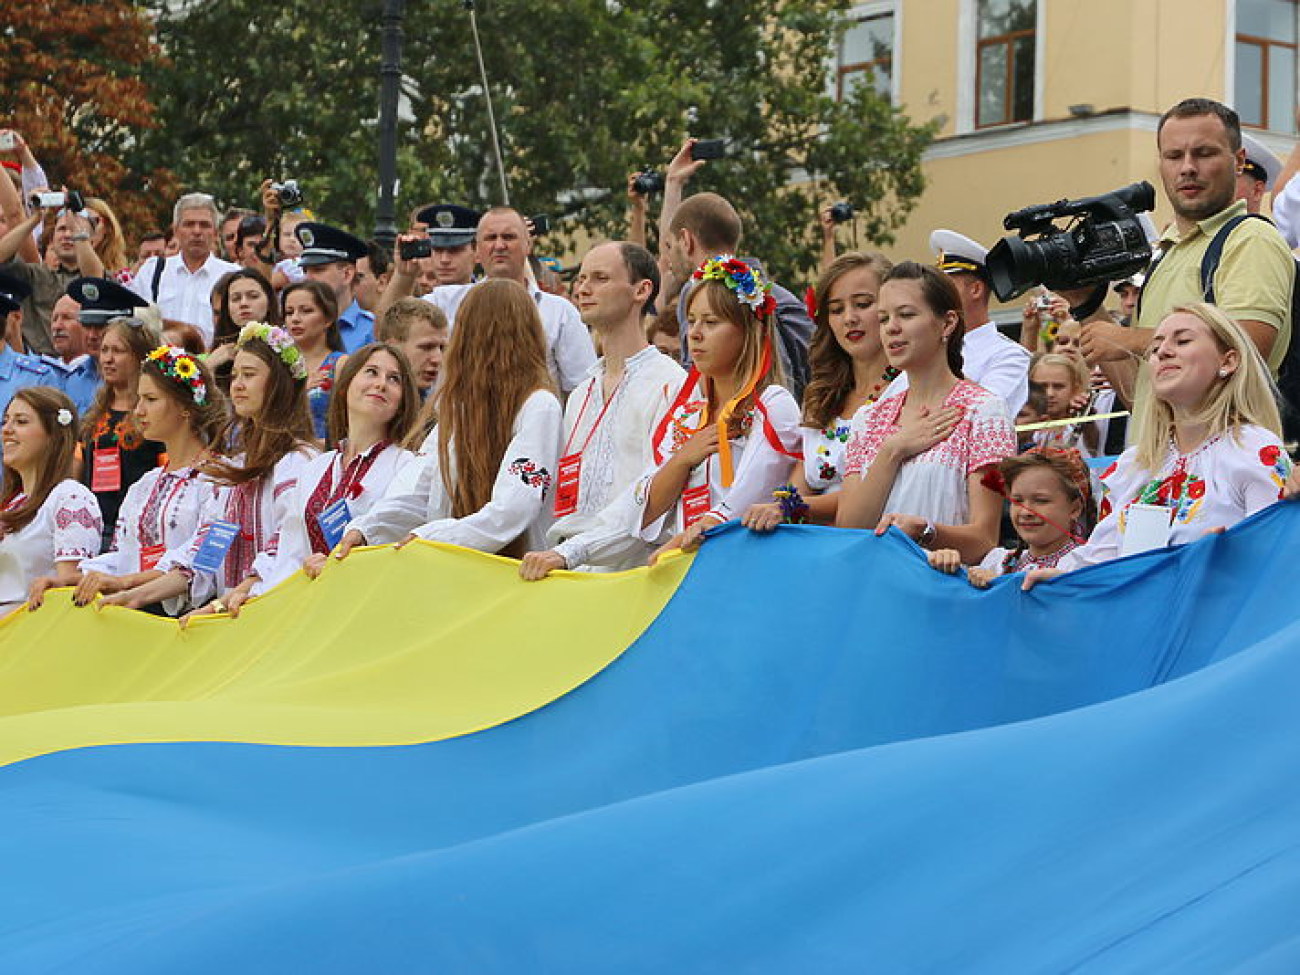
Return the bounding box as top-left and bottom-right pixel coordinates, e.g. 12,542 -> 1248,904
957,0 -> 1045,133
834,1 -> 902,106
1227,0 -> 1300,133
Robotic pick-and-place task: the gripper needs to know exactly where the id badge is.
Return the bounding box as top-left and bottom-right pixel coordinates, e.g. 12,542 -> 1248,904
681,483 -> 712,529
316,499 -> 352,551
91,447 -> 123,493
553,453 -> 582,518
1120,502 -> 1173,558
139,543 -> 167,571
191,520 -> 240,574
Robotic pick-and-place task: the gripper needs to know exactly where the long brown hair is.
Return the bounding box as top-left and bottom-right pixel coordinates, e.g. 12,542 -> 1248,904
326,343 -> 422,448
213,268 -> 280,346
882,261 -> 965,378
83,318 -> 162,445
803,251 -> 893,429
282,280 -> 344,354
1,387 -> 82,534
434,279 -> 553,528
686,280 -> 785,437
203,337 -> 315,485
139,350 -> 228,447
86,197 -> 128,274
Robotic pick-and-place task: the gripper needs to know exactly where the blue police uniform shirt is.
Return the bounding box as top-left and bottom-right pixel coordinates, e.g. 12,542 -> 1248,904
45,355 -> 100,418
0,345 -> 57,458
337,298 -> 375,354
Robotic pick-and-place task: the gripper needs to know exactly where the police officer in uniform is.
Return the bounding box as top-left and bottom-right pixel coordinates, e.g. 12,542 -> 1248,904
60,277 -> 153,416
415,204 -> 480,287
0,270 -> 57,451
295,222 -> 373,353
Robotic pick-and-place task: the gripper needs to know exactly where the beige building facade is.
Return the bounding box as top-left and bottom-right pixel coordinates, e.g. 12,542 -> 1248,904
838,0 -> 1299,309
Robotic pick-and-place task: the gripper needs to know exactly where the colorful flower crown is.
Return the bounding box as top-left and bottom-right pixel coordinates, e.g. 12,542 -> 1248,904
237,322 -> 308,380
145,346 -> 209,405
692,255 -> 777,319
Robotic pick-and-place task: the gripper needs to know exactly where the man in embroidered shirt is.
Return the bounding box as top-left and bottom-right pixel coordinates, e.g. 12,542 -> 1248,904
129,193 -> 239,348
393,207 -> 595,395
518,241 -> 686,579
1081,98 -> 1294,417
295,222 -> 375,353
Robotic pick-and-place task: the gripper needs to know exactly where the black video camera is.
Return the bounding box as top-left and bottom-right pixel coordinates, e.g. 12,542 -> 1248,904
632,170 -> 665,196
985,181 -> 1155,302
270,179 -> 304,209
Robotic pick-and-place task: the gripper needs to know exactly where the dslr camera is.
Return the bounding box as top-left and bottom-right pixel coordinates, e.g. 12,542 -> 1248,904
985,181 -> 1155,302
31,190 -> 85,212
632,170 -> 665,196
270,179 -> 304,209
828,201 -> 854,224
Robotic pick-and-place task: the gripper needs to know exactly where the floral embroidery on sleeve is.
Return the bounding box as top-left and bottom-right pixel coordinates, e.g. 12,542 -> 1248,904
508,458 -> 552,496
1260,444 -> 1292,497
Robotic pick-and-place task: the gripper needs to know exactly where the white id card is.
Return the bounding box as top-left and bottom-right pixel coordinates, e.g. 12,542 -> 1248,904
1120,503 -> 1172,558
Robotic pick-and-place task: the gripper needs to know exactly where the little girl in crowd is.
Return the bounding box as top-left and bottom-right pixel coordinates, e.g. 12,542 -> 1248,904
28,347 -> 226,614
926,447 -> 1094,587
0,388 -> 102,615
742,250 -> 898,531
338,279 -> 562,559
1025,302 -> 1291,588
633,256 -> 801,559
1028,352 -> 1098,456
836,261 -> 1015,565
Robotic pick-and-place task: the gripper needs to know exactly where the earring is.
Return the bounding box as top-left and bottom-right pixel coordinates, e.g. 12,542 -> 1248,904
1218,368 -> 1229,378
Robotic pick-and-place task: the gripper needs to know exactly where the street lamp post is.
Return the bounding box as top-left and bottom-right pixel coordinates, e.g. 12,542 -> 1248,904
374,0 -> 406,249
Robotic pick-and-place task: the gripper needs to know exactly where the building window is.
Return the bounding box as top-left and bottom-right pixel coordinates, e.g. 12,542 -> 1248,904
1236,0 -> 1298,132
838,10 -> 894,101
975,0 -> 1036,128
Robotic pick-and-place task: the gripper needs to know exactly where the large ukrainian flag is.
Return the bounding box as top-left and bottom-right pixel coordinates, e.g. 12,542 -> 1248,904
1,509 -> 1299,972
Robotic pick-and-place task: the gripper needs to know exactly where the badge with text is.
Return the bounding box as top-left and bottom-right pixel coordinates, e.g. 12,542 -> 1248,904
681,483 -> 712,529
191,520 -> 240,574
91,447 -> 123,493
316,499 -> 352,551
552,453 -> 582,518
139,543 -> 167,572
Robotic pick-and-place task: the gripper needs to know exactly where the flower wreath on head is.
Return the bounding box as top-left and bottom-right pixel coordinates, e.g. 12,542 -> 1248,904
692,254 -> 777,319
145,346 -> 209,405
236,322 -> 308,381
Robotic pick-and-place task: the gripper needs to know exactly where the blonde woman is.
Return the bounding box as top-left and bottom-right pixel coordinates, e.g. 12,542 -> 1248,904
1025,302 -> 1291,587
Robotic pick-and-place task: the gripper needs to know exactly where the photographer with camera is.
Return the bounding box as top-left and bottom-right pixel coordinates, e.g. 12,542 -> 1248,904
128,192 -> 240,348
1082,99 -> 1293,423
818,202 -> 854,273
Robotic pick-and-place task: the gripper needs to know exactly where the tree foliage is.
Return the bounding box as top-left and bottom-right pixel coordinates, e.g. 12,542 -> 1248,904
138,0 -> 936,282
1,0 -> 175,241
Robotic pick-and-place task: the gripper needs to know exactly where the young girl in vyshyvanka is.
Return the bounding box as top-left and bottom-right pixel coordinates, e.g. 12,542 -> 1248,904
741,250 -> 899,532
1024,302 -> 1291,589
836,261 -> 1015,566
28,347 -> 226,615
634,255 -> 802,558
101,323 -> 318,612
926,447 -> 1095,587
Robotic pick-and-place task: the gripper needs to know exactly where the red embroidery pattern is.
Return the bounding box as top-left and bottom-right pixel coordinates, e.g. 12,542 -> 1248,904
843,381 -> 1014,477
55,506 -> 102,533
508,458 -> 552,495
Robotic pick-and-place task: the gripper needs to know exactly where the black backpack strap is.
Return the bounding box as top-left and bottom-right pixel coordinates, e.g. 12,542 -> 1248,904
1199,213 -> 1273,304
149,255 -> 165,301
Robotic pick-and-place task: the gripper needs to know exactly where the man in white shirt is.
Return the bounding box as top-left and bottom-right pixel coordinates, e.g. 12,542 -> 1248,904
414,207 -> 596,395
129,193 -> 239,347
519,241 -> 686,579
928,229 -> 1031,415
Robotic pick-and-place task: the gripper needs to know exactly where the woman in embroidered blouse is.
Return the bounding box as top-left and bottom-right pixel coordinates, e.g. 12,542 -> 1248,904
635,256 -> 801,559
212,343 -> 422,615
742,251 -> 898,531
29,348 -> 225,613
336,279 -> 562,559
80,317 -> 166,549
0,388 -> 102,615
102,323 -> 318,612
1024,302 -> 1291,588
282,280 -> 347,442
836,261 -> 1015,565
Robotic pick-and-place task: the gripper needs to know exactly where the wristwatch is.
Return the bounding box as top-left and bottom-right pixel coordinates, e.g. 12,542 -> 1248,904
918,521 -> 937,549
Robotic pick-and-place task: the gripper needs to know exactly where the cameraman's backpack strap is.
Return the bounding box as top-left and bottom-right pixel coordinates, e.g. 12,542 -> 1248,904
149,255 -> 166,302
1199,213 -> 1270,302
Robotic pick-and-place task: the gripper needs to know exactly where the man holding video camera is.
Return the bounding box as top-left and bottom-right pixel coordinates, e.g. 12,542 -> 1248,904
1082,99 -> 1293,412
